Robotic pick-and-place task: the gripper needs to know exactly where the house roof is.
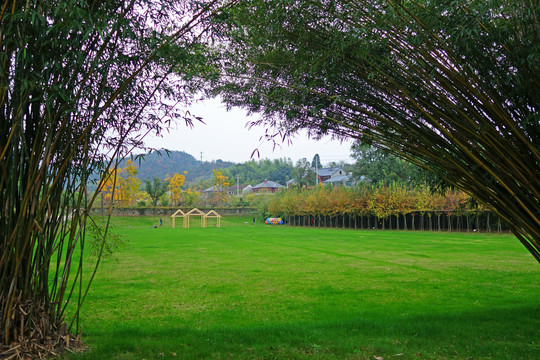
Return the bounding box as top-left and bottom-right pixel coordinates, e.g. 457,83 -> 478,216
358,175 -> 370,182
202,185 -> 219,192
204,184 -> 251,193
317,166 -> 343,177
323,174 -> 350,183
225,184 -> 250,193
252,180 -> 285,189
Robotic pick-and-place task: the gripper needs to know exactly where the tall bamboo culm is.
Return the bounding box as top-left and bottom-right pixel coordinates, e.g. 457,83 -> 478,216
1,0 -> 234,357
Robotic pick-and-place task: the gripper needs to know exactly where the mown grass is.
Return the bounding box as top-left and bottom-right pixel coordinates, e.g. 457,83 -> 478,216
61,216 -> 539,360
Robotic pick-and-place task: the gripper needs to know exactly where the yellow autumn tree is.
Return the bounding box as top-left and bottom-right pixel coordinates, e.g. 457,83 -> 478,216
117,159 -> 141,206
96,166 -> 123,217
98,167 -> 122,206
209,169 -> 231,206
96,160 -> 140,209
212,169 -> 231,190
168,172 -> 187,206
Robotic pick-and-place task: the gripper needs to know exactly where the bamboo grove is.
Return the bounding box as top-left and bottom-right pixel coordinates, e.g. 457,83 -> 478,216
0,0 -> 235,356
212,1 -> 540,260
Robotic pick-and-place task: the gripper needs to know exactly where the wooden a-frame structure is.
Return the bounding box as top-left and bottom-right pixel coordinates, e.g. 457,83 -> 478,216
204,209 -> 222,228
184,208 -> 205,228
171,208 -> 222,228
171,209 -> 186,228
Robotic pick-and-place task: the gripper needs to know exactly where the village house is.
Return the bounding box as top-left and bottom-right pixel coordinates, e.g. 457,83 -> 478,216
316,167 -> 346,183
203,184 -> 252,196
251,179 -> 285,194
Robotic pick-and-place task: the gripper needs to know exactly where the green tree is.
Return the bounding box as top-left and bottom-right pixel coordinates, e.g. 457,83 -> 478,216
0,0 -> 235,354
182,188 -> 202,207
351,144 -> 427,184
292,158 -> 317,187
311,154 -> 322,169
144,177 -> 169,206
224,157 -> 294,185
212,0 -> 540,261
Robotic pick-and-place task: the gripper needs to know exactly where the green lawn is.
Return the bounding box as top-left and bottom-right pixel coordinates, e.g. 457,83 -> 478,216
62,216 -> 539,360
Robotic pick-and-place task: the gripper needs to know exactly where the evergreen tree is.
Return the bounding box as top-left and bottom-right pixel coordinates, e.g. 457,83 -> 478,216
311,154 -> 322,169
293,158 -> 317,187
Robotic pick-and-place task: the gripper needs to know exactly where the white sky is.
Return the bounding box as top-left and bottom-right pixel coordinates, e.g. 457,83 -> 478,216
143,98 -> 354,165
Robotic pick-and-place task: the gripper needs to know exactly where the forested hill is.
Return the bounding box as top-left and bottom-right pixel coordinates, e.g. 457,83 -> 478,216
122,150 -> 234,182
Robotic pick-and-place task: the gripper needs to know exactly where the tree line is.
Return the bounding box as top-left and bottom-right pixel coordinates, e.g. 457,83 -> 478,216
96,155 -> 350,209
98,159 -> 188,208
97,158 -> 242,209
266,183 -> 504,232
100,147 -> 436,208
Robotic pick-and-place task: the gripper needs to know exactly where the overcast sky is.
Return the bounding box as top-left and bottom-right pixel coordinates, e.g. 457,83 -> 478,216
143,98 -> 355,165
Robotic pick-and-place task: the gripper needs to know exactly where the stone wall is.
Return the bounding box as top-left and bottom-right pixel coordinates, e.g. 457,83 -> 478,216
90,207 -> 257,217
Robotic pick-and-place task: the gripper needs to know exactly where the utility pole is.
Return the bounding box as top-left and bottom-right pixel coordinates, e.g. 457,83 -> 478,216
237,174 -> 240,196
316,161 -> 319,186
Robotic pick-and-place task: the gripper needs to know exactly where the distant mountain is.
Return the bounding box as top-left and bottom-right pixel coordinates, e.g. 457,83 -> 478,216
122,150 -> 234,182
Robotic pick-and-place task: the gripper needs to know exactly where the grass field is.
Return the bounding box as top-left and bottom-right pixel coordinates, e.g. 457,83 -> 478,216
61,216 -> 539,360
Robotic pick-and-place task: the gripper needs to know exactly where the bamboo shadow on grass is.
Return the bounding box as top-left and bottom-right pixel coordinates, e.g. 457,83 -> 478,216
64,305 -> 539,360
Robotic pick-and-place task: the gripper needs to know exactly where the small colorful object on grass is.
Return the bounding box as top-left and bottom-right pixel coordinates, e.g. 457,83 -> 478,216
265,217 -> 284,225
